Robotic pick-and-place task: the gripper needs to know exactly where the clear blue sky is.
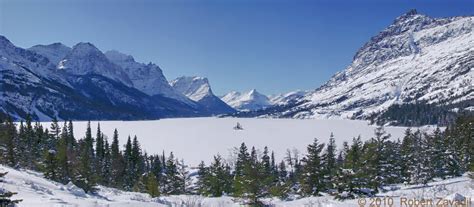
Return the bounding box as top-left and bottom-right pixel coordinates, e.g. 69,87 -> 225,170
0,0 -> 472,95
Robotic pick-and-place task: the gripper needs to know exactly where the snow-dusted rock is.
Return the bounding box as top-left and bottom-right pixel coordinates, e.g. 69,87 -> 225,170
105,50 -> 194,105
221,89 -> 271,111
170,76 -> 235,114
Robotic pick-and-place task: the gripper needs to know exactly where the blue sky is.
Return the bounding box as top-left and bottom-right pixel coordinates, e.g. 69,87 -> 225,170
0,0 -> 472,95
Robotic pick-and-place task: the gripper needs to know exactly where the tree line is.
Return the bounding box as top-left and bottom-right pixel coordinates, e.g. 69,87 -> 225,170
0,114 -> 472,206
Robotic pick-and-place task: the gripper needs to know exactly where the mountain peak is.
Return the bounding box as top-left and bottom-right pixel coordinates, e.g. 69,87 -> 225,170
105,50 -> 135,63
170,76 -> 212,101
170,76 -> 235,114
0,35 -> 15,49
221,89 -> 270,111
29,43 -> 72,64
71,42 -> 102,56
403,9 -> 418,17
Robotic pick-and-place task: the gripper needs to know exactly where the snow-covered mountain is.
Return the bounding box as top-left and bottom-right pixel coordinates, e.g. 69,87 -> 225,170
28,43 -> 71,65
0,36 -> 207,120
221,89 -> 271,111
269,90 -> 309,105
104,50 -> 194,105
170,76 -> 236,114
261,10 -> 473,119
58,42 -> 134,86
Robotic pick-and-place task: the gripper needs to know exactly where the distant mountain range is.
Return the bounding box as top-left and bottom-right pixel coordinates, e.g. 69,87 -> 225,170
0,10 -> 472,121
0,36 -> 228,120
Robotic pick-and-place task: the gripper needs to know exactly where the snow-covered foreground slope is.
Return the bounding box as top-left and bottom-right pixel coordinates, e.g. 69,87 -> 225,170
42,118 -> 424,166
1,164 -> 472,207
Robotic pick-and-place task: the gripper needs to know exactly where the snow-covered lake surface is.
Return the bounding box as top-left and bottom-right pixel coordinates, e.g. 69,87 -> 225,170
41,118 -> 429,166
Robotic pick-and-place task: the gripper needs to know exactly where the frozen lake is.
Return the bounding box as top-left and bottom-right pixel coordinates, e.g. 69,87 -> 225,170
41,118 -> 421,166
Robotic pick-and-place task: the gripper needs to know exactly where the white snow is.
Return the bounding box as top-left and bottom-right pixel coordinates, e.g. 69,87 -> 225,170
40,118 -> 426,166
170,76 -> 214,102
221,90 -> 271,111
1,164 -> 472,207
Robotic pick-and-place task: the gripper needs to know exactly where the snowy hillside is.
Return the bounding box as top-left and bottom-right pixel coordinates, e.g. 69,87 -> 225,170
1,164 -> 472,207
170,76 -> 235,114
269,90 -> 309,105
221,89 -> 271,111
262,10 -> 473,119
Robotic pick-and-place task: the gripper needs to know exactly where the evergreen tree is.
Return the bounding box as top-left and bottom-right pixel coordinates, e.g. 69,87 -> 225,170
427,128 -> 447,178
0,116 -> 17,166
163,152 -> 182,195
123,136 -> 134,190
131,136 -> 144,184
110,129 -> 124,188
56,123 -> 71,183
49,117 -> 61,141
233,142 -> 250,197
300,138 -> 325,196
95,123 -> 104,184
76,121 -> 96,193
144,172 -> 160,197
196,161 -> 208,195
199,155 -> 232,197
323,133 -> 337,189
103,138 -> 112,186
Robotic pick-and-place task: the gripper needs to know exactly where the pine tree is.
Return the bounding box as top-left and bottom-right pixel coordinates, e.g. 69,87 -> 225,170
123,136 -> 134,190
177,159 -> 192,194
268,160 -> 290,199
323,133 -> 337,189
335,136 -> 364,198
261,146 -> 274,195
43,149 -> 59,181
196,161 -> 208,195
430,128 -> 448,178
406,130 -> 431,184
131,136 -> 144,185
0,116 -> 17,166
95,123 -> 104,184
150,155 -> 163,188
145,172 -> 160,197
300,138 -> 325,196
23,115 -> 36,169
76,121 -> 96,193
233,142 -> 250,197
199,155 -> 232,197
110,129 -> 124,188
163,152 -> 182,195
49,117 -> 61,141
363,126 -> 393,191
56,123 -> 71,183
103,138 -> 112,186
